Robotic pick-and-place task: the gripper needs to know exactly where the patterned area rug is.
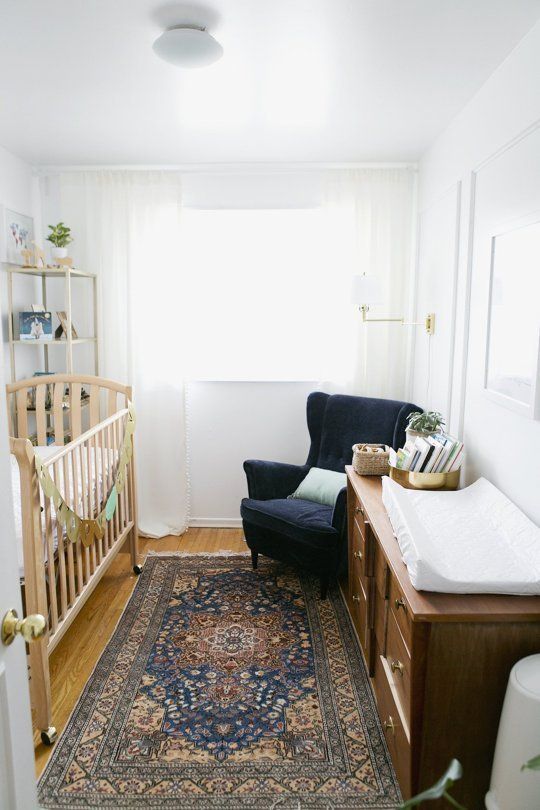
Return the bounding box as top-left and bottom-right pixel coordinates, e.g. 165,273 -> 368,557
38,554 -> 400,808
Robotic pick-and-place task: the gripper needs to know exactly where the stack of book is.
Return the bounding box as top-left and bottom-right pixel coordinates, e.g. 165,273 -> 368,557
392,433 -> 464,474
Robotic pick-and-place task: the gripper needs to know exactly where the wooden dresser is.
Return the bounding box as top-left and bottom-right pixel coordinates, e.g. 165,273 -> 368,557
345,468 -> 540,809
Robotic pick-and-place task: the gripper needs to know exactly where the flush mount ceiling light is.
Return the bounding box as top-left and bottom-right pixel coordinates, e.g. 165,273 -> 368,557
153,25 -> 223,68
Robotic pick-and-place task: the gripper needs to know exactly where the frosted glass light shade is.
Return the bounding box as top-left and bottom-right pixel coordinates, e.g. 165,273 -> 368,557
351,275 -> 383,305
153,27 -> 223,69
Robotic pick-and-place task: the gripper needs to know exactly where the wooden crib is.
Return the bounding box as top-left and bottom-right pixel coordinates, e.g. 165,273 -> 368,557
7,374 -> 140,745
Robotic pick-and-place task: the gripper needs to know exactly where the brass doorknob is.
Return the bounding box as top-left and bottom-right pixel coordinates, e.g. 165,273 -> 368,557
353,550 -> 363,560
1,609 -> 46,646
391,659 -> 404,675
384,716 -> 395,734
394,597 -> 407,613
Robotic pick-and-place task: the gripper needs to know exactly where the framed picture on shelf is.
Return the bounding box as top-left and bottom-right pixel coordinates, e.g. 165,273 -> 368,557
1,206 -> 35,265
55,311 -> 79,339
19,311 -> 53,342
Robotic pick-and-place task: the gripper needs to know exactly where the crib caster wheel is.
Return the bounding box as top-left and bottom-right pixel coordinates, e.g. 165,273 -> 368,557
41,727 -> 57,746
133,564 -> 143,575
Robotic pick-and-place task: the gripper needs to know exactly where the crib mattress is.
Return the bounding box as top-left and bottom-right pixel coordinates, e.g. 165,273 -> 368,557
381,476 -> 540,594
11,446 -> 111,578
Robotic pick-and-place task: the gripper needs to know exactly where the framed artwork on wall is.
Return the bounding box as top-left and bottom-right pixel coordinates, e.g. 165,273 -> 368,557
484,216 -> 540,419
0,205 -> 35,265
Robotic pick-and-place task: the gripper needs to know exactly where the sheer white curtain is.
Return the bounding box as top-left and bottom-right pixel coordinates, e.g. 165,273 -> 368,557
324,169 -> 416,400
59,171 -> 188,538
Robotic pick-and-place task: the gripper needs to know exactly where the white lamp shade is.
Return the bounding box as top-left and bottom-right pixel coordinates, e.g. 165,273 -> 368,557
351,275 -> 383,305
153,27 -> 223,69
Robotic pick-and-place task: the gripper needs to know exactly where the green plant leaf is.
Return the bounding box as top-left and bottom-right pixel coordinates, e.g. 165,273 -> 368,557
399,760 -> 465,809
522,754 -> 540,771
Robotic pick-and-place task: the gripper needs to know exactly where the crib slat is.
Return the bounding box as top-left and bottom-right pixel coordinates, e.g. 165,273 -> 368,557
100,423 -> 110,554
89,385 -> 100,427
87,435 -> 97,572
44,497 -> 58,634
119,415 -> 127,530
112,420 -> 120,540
70,383 -> 82,440
53,383 -> 65,446
107,389 -> 117,417
63,455 -> 76,604
79,444 -> 91,580
16,389 -> 28,439
53,461 -> 68,619
35,385 -> 47,446
71,450 -> 84,593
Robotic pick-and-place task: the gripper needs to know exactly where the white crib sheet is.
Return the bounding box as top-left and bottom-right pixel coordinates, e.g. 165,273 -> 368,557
11,446 -> 112,578
381,476 -> 540,594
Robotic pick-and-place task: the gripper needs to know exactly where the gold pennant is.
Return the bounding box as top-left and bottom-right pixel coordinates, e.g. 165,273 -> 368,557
33,403 -> 135,550
80,519 -> 95,547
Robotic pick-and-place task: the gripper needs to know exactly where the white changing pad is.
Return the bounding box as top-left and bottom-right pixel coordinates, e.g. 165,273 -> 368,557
381,476 -> 540,594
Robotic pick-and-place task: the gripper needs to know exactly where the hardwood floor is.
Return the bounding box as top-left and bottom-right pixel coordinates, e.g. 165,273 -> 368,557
34,528 -> 247,777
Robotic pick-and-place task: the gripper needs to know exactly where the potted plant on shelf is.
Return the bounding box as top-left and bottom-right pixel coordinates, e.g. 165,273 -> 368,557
406,410 -> 445,442
46,222 -> 73,260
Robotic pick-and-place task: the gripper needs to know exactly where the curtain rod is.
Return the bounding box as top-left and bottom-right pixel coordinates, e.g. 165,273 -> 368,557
35,161 -> 418,175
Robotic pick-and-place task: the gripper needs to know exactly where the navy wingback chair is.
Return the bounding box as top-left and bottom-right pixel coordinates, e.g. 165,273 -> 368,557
241,392 -> 420,598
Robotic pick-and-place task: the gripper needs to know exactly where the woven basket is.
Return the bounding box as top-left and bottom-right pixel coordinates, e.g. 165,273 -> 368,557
352,443 -> 390,476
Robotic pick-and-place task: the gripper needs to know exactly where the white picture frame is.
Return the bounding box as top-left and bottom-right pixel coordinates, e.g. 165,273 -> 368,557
484,215 -> 540,420
0,205 -> 35,265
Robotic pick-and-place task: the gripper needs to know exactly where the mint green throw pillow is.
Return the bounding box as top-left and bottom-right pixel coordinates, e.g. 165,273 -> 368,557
289,467 -> 347,507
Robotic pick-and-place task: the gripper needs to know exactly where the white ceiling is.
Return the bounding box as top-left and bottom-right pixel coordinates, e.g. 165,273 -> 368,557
0,0 -> 539,165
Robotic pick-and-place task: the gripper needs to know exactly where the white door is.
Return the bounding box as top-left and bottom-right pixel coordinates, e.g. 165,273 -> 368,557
0,347 -> 38,809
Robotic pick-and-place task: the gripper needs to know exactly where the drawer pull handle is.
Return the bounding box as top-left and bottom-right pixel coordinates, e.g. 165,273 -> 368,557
353,550 -> 363,560
352,594 -> 361,603
394,597 -> 407,613
391,659 -> 404,675
355,505 -> 364,515
383,716 -> 395,735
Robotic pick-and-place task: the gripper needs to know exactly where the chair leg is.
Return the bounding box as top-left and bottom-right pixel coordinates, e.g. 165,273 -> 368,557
320,575 -> 329,600
251,550 -> 259,570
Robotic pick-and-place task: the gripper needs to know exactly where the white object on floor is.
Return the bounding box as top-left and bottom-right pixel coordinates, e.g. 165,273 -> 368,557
381,476 -> 540,594
486,654 -> 540,810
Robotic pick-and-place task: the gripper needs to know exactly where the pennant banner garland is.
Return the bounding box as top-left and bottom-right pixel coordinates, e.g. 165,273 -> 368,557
34,404 -> 136,548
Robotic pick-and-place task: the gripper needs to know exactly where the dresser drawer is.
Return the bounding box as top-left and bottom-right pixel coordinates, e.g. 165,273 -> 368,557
349,575 -> 370,659
351,517 -> 367,577
389,575 -> 412,653
386,610 -> 411,725
373,537 -> 388,599
373,578 -> 387,653
372,648 -> 411,797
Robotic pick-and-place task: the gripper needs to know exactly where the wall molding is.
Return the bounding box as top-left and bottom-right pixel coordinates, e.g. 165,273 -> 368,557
411,180 -> 461,420
473,116 -> 540,173
189,518 -> 243,529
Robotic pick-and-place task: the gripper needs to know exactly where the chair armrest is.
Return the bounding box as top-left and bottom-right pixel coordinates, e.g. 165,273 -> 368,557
331,487 -> 348,535
243,460 -> 310,501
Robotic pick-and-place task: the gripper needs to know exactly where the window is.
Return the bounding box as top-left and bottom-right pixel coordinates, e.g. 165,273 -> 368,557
178,207 -> 356,381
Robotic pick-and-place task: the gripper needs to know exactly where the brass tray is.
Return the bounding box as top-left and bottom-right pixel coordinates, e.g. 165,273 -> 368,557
389,466 -> 460,491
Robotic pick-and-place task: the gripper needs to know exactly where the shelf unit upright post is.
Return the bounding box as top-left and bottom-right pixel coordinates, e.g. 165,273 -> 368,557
3,263 -> 99,382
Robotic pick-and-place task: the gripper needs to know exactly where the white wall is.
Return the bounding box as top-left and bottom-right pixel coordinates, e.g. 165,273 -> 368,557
411,21 -> 540,524
0,145 -> 40,381
188,381 -> 327,526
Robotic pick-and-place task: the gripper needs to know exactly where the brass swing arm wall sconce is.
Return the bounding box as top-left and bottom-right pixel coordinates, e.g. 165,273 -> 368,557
360,305 -> 435,335
352,275 -> 435,336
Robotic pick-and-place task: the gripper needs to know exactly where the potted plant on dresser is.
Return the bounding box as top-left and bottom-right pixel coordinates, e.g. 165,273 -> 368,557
46,222 -> 73,261
406,410 -> 445,442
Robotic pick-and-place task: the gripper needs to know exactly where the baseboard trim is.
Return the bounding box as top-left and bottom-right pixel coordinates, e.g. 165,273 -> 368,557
189,518 -> 243,529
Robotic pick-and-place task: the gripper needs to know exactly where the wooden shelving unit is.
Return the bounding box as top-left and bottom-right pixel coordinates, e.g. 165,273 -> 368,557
3,264 -> 99,382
